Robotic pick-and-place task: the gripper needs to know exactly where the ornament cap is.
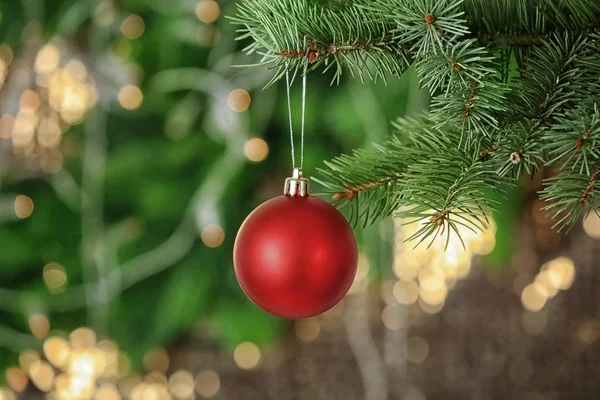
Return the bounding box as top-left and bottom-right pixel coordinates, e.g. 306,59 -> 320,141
284,168 -> 310,197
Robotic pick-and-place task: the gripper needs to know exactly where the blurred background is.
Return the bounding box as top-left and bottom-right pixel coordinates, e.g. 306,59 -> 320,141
0,1 -> 599,399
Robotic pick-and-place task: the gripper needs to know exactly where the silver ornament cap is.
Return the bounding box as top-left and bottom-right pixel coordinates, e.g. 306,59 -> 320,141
284,168 -> 310,197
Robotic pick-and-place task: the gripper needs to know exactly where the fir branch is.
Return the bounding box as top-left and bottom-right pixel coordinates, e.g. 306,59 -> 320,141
494,33 -> 591,177
540,105 -> 600,231
229,0 -> 409,85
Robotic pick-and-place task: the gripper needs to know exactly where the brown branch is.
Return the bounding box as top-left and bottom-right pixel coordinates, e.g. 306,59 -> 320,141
332,174 -> 402,202
280,35 -> 398,63
579,164 -> 600,205
462,76 -> 480,119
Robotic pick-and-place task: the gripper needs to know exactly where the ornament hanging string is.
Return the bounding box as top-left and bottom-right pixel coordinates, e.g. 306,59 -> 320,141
284,59 -> 308,169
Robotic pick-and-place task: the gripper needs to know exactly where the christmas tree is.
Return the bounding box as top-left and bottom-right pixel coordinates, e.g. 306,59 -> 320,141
231,0 -> 600,245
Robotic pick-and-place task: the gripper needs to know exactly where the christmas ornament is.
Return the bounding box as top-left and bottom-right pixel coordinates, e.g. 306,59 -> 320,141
233,60 -> 358,319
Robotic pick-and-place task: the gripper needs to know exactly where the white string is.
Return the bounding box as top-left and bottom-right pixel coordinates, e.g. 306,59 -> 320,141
284,59 -> 308,169
284,62 -> 296,168
300,60 -> 307,169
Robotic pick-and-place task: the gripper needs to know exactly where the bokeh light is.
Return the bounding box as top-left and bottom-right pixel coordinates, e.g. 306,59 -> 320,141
43,262 -> 68,292
294,318 -> 321,342
382,304 -> 403,330
44,337 -> 71,368
195,0 -> 221,24
14,195 -> 34,218
392,214 -> 496,313
393,280 -> 419,305
195,370 -> 220,398
227,89 -> 251,112
28,313 -> 50,338
29,360 -> 55,392
244,137 -> 269,162
0,386 -> 16,400
521,283 -> 547,312
118,84 -> 143,110
5,367 -> 28,393
70,327 -> 97,349
168,370 -> 194,398
201,224 -> 225,248
120,15 -> 145,40
403,337 -> 430,364
233,342 -> 261,370
583,212 -> 600,239
18,350 -> 40,374
95,383 -> 121,400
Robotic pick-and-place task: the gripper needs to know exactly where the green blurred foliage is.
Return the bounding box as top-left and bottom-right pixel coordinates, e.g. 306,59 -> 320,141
0,0 -> 515,377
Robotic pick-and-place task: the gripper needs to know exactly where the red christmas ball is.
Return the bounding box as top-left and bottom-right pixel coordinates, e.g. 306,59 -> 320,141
234,194 -> 358,319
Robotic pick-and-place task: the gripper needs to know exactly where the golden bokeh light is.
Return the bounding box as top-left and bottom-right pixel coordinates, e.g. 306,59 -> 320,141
392,213 -> 496,313
233,341 -> 261,370
294,318 -> 321,342
195,369 -> 220,398
18,350 -> 40,374
380,280 -> 396,304
583,212 -> 600,239
0,386 -> 16,400
547,256 -> 575,290
44,337 -> 71,368
144,371 -> 167,385
403,337 -> 430,364
35,44 -> 61,75
419,283 -> 448,306
382,305 -> 402,330
43,262 -> 68,292
143,348 -> 169,373
28,313 -> 50,338
0,44 -> 14,65
201,224 -> 225,248
521,283 -> 547,312
418,298 -> 444,314
118,84 -> 143,110
0,114 -> 14,139
195,0 -> 221,24
5,367 -> 28,393
29,360 -> 54,392
243,137 -> 269,162
14,195 -> 34,218
120,14 -> 145,40
168,370 -> 195,398
227,89 -> 251,112
70,327 -> 97,349
393,280 -> 419,305
118,375 -> 142,398
95,383 -> 121,400
130,382 -> 170,400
